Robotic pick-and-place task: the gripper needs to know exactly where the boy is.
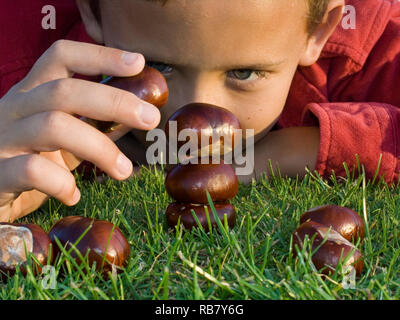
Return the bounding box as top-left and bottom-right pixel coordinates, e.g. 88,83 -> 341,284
0,0 -> 399,222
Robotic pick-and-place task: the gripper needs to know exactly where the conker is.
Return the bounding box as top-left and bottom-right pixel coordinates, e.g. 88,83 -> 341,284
300,205 -> 365,242
165,103 -> 242,157
87,65 -> 169,132
0,223 -> 53,278
165,163 -> 239,204
166,202 -> 236,232
48,216 -> 130,274
292,221 -> 363,277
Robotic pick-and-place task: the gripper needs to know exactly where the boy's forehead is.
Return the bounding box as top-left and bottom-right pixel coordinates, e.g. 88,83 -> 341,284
102,0 -> 308,68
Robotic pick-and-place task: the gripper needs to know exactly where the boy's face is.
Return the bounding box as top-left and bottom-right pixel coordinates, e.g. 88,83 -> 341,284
98,0 -> 310,144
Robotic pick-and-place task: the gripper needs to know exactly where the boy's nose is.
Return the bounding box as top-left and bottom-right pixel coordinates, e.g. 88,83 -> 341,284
175,74 -> 224,109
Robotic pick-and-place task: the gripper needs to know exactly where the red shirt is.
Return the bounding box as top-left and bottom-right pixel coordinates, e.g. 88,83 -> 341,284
1,0 -> 400,183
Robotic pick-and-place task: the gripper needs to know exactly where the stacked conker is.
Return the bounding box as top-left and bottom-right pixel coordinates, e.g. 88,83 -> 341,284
292,205 -> 365,276
164,103 -> 241,232
85,65 -> 169,133
0,223 -> 53,278
165,103 -> 241,157
165,163 -> 239,204
48,216 -> 130,274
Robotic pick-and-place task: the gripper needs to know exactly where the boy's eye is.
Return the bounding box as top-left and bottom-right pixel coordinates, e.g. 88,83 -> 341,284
226,69 -> 270,90
145,62 -> 269,89
228,69 -> 269,82
230,69 -> 253,80
146,61 -> 173,75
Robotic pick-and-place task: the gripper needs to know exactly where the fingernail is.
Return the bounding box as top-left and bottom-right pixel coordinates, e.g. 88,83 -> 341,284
122,52 -> 139,65
139,102 -> 160,126
72,188 -> 81,204
117,153 -> 133,177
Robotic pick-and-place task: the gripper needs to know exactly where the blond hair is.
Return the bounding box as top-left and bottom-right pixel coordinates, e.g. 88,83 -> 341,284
307,0 -> 330,33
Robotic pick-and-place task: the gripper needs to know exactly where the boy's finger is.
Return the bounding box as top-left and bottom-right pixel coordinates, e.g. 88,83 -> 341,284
0,111 -> 133,181
0,155 -> 80,207
16,40 -> 145,91
11,78 -> 160,130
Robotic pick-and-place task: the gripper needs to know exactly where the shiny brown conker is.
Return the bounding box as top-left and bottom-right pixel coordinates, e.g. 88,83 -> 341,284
166,202 -> 236,232
0,223 -> 53,278
48,216 -> 130,274
87,65 -> 169,132
165,163 -> 239,204
300,205 -> 365,243
165,103 -> 242,158
292,221 -> 363,277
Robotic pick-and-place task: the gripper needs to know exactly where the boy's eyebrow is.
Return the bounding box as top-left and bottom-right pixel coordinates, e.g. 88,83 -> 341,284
219,60 -> 286,70
145,56 -> 286,70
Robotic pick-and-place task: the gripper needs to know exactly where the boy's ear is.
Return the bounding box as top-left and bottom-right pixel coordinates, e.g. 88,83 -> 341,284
299,0 -> 345,66
75,0 -> 104,44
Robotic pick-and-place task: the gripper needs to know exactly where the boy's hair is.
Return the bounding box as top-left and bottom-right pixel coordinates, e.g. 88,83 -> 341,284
91,0 -> 329,34
306,0 -> 329,33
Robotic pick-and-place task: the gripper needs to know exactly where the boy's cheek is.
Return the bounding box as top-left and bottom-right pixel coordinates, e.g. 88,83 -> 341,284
237,108 -> 283,138
234,94 -> 288,138
238,70 -> 299,135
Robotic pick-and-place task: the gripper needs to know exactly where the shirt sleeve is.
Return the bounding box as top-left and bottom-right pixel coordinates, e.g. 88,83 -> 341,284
301,102 -> 399,184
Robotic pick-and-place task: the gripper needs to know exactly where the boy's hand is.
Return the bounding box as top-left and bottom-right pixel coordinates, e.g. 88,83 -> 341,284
0,40 -> 160,222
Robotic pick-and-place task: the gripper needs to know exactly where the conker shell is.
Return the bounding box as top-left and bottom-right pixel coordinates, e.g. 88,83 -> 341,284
0,223 -> 53,278
300,205 -> 365,242
48,216 -> 130,274
87,65 -> 169,132
165,163 -> 239,204
292,221 -> 363,277
166,202 -> 236,232
165,103 -> 241,158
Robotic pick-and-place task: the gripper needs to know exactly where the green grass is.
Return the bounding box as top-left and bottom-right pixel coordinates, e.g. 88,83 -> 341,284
1,164 -> 400,300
